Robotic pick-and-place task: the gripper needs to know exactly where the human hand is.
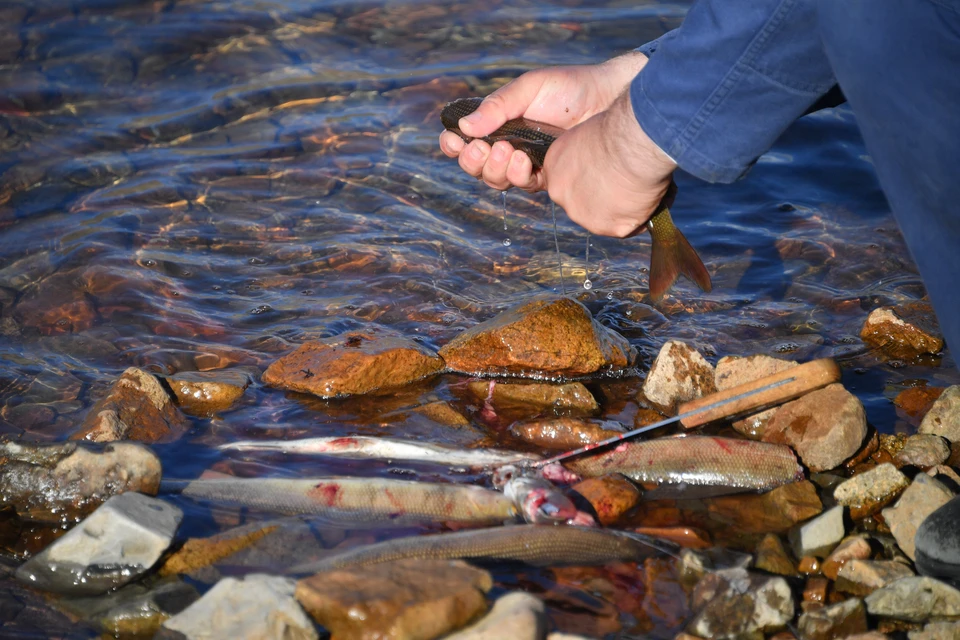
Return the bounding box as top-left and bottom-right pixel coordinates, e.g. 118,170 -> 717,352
439,52 -> 648,191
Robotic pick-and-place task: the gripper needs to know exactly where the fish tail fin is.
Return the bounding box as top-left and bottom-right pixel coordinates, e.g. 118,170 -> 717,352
649,218 -> 712,301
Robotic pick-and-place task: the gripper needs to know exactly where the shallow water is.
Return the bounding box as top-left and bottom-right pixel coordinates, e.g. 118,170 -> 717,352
1,0 -> 957,637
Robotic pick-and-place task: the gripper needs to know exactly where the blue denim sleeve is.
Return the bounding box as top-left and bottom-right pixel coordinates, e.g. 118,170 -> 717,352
630,0 -> 837,183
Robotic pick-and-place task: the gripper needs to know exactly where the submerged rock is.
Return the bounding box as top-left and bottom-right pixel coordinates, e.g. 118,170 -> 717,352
860,303 -> 943,360
865,576 -> 960,621
797,598 -> 868,640
894,434 -> 951,469
167,368 -> 252,416
263,328 -> 444,398
835,560 -> 916,597
467,379 -> 598,415
642,340 -> 716,414
57,578 -> 199,636
444,592 -> 546,640
16,492 -> 181,595
438,296 -> 636,378
763,384 -> 867,472
688,567 -> 794,639
914,495 -> 960,585
296,558 -> 492,640
571,474 -> 642,526
161,574 -> 317,640
0,440 -> 161,523
714,354 -> 797,438
919,386 -> 960,443
705,480 -> 823,534
71,367 -> 190,443
882,473 -> 954,560
509,418 -> 623,450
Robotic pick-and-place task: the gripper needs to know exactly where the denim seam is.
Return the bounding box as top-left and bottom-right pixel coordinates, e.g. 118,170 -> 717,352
740,61 -> 836,96
927,0 -> 960,14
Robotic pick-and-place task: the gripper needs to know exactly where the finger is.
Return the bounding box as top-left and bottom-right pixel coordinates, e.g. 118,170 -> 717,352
457,139 -> 491,178
480,141 -> 514,190
459,71 -> 546,138
505,150 -> 543,192
439,131 -> 465,157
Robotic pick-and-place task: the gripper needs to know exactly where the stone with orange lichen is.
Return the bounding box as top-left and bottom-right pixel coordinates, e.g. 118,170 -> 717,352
466,380 -> 598,415
860,303 -> 943,360
641,340 -> 716,414
437,296 -> 635,378
160,524 -> 279,576
509,418 -> 621,450
714,354 -> 798,439
263,328 -> 444,399
414,401 -> 470,427
705,480 -> 822,534
571,474 -> 642,526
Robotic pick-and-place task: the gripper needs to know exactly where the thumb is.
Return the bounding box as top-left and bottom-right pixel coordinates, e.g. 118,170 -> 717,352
459,72 -> 545,138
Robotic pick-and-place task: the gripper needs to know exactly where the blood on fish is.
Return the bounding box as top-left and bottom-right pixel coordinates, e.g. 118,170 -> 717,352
309,482 -> 341,506
326,437 -> 359,447
382,488 -> 404,511
713,438 -> 733,454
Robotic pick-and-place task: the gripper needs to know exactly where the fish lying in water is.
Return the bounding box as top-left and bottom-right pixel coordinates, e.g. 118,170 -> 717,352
441,97 -> 712,300
542,435 -> 805,499
502,475 -> 595,526
220,435 -> 539,469
289,524 -> 674,574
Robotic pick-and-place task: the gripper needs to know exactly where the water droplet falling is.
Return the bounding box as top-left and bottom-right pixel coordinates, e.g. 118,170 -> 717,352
583,233 -> 592,290
551,201 -> 566,295
500,191 -> 511,247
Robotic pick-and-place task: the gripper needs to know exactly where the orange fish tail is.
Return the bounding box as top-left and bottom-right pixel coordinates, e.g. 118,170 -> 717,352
648,208 -> 712,301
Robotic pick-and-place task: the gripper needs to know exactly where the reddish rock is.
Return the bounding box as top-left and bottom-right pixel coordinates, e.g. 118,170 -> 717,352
13,269 -> 98,336
919,386 -> 960,443
634,407 -> 668,428
798,556 -> 822,575
509,418 -> 622,450
642,341 -> 716,414
72,367 -> 189,443
705,480 -> 823,534
438,296 -> 635,378
822,536 -> 873,581
414,401 -> 471,427
860,303 -> 943,360
632,526 -> 712,549
764,384 -> 867,472
168,369 -> 251,416
894,386 -> 945,419
295,558 -> 492,640
714,354 -> 798,438
467,380 -> 598,415
803,576 -> 830,609
571,474 -> 642,526
263,329 -> 444,399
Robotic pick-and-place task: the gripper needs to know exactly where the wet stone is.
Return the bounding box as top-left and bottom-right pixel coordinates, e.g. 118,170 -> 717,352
438,296 -> 635,378
159,521 -> 281,577
797,598 -> 868,640
688,567 -> 795,640
415,401 -> 471,427
16,492 -> 181,596
161,574 -> 317,640
72,367 -> 190,443
865,576 -> 960,621
833,463 -> 909,518
714,354 -> 797,438
822,535 -> 872,581
705,480 -> 823,534
835,560 -> 916,597
57,577 -> 199,636
894,385 -> 946,419
754,534 -> 796,576
882,473 -> 954,560
509,418 -> 623,451
895,434 -> 951,468
263,328 -> 444,398
908,621 -> 960,640
467,380 -> 598,415
919,386 -> 960,443
789,505 -> 845,559
642,340 -> 716,414
296,558 -> 492,640
444,591 -> 546,640
0,440 -> 161,523
915,495 -> 960,585
763,383 -> 867,472
860,303 -> 944,360
168,368 -> 251,416
571,474 -> 642,526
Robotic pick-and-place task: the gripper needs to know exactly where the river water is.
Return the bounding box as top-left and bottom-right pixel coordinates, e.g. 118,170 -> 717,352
0,0 -> 957,637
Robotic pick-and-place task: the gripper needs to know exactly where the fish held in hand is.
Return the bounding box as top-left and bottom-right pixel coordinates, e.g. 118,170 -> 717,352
441,97 -> 712,300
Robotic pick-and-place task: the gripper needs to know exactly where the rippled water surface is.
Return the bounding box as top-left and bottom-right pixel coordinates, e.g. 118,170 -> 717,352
1,0 -> 958,637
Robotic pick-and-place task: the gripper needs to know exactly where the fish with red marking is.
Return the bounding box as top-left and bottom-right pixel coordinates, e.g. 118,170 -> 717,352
502,475 -> 596,526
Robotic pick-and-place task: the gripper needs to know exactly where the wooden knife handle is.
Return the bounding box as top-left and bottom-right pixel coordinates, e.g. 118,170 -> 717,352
677,358 -> 841,429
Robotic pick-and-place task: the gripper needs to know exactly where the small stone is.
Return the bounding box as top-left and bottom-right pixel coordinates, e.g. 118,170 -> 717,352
444,592 -> 546,640
865,576 -> 960,621
295,558 -> 492,640
161,574 -> 317,640
263,329 -> 444,398
895,434 -> 951,468
467,380 -> 598,415
510,418 -> 623,451
882,473 -> 955,560
915,495 -> 960,584
860,304 -> 943,360
16,493 -> 181,595
798,598 -> 868,640
798,556 -> 821,575
919,386 -> 960,443
754,534 -> 796,576
789,505 -> 846,558
908,621 -> 960,640
822,536 -> 872,581
415,401 -> 471,427
764,384 -> 867,472
168,369 -> 251,416
71,367 -> 190,443
714,354 -> 798,438
642,340 -> 716,414
803,576 -> 829,608
835,560 -> 916,597
437,296 -> 636,378
571,474 -> 642,526
688,567 -> 795,639
833,463 -> 909,519
705,480 -> 823,534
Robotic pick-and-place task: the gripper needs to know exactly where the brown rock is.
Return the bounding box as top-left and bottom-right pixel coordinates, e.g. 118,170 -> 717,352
263,329 -> 444,399
835,560 -> 915,596
798,598 -> 868,640
803,576 -> 829,609
764,384 -> 867,472
894,434 -> 950,469
881,473 -> 954,560
13,269 -> 98,336
168,369 -> 251,416
894,386 -> 945,419
642,341 -> 716,414
295,558 -> 492,640
798,557 -> 822,575
467,380 -> 597,415
571,474 -> 642,526
509,418 -> 622,451
705,480 -> 823,534
159,524 -> 279,576
415,402 -> 470,427
860,303 -> 943,360
72,367 -> 190,443
919,386 -> 960,443
833,463 -> 909,519
438,296 -> 635,378
754,534 -> 796,576
715,355 -> 798,438
822,536 -> 872,581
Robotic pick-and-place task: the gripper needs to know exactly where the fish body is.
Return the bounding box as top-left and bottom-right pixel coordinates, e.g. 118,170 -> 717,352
441,97 -> 712,300
220,435 -> 539,469
561,436 -> 805,496
502,475 -> 593,526
167,476 -> 518,526
290,524 -> 670,574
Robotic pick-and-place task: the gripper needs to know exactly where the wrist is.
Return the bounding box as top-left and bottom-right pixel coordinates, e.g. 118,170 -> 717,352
604,90 -> 677,181
596,52 -> 649,107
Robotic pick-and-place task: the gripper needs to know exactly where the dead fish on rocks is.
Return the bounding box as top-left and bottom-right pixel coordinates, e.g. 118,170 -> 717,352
219,435 -> 539,469
502,475 -> 596,526
289,524 -> 676,574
